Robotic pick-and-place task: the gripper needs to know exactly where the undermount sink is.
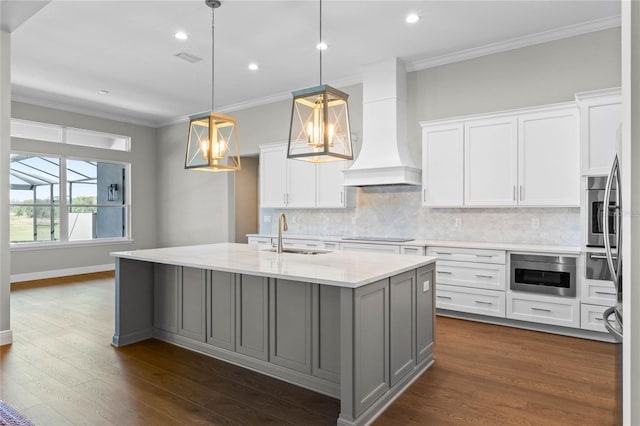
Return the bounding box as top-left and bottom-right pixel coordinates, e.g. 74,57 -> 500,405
264,247 -> 331,255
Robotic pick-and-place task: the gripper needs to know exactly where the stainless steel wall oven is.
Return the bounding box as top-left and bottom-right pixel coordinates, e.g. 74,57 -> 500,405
587,176 -> 617,248
510,254 -> 576,297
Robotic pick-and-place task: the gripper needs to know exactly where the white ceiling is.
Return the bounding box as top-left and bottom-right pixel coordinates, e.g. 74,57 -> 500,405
7,0 -> 621,127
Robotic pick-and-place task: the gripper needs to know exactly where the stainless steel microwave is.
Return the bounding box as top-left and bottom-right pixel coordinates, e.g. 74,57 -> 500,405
587,176 -> 617,248
510,254 -> 576,297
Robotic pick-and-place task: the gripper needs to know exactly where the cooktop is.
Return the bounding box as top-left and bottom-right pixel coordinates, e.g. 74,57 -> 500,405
342,237 -> 415,243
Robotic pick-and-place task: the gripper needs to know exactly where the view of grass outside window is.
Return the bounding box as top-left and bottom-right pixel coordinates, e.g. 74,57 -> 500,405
10,153 -> 128,244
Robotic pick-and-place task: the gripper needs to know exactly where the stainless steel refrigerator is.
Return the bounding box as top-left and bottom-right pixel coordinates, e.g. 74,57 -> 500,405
602,154 -> 623,423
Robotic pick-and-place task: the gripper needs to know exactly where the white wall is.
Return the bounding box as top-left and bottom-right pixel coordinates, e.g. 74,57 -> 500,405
10,102 -> 158,276
1,31 -> 12,344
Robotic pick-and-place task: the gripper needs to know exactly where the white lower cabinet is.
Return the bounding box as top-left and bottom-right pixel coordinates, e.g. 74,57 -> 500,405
436,284 -> 506,318
507,292 -> 580,328
401,246 -> 425,256
580,303 -> 609,332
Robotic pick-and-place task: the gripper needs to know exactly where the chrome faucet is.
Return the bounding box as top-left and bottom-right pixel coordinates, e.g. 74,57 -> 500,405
277,213 -> 288,253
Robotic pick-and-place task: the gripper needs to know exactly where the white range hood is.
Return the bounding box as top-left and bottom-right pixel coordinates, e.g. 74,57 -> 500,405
343,58 -> 421,186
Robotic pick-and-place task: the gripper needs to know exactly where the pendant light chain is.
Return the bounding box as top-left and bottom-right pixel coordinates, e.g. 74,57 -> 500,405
211,5 -> 215,112
319,0 -> 322,86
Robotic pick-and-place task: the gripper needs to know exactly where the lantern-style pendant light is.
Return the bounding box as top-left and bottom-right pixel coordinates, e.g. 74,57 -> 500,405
185,0 -> 240,172
287,0 -> 353,163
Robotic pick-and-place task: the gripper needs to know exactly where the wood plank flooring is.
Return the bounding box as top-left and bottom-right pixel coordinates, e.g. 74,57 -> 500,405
1,273 -> 617,425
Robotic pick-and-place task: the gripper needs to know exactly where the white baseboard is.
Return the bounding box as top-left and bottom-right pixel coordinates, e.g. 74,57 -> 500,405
0,329 -> 13,346
10,263 -> 115,283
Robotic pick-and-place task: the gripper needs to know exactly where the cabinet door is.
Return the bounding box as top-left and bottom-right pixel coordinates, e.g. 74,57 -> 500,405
207,271 -> 235,350
421,122 -> 464,206
269,279 -> 312,373
464,116 -> 518,206
154,264 -> 179,333
518,107 -> 580,206
287,158 -> 317,207
178,267 -> 206,342
316,161 -> 347,208
389,271 -> 415,386
578,93 -> 621,175
260,144 -> 287,208
236,274 -> 269,361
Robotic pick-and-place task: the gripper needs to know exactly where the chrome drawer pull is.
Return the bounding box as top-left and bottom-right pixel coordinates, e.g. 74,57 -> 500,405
435,252 -> 453,256
437,271 -> 453,275
475,254 -> 493,258
531,307 -> 552,313
595,291 -> 616,296
595,317 -> 603,322
475,274 -> 494,279
475,300 -> 493,305
436,295 -> 452,299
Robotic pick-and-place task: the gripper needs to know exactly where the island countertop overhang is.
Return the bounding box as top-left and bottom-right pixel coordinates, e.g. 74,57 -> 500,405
111,242 -> 437,288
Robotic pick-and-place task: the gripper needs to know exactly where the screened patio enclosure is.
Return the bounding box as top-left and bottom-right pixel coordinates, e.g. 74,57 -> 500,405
9,154 -> 126,243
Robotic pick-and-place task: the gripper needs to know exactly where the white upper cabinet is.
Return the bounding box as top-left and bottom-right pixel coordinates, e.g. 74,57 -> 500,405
421,101 -> 581,208
287,159 -> 316,208
260,144 -> 288,208
259,143 -> 349,209
464,116 -> 518,206
421,122 -> 464,207
576,89 -> 621,176
317,161 -> 348,208
518,107 -> 580,206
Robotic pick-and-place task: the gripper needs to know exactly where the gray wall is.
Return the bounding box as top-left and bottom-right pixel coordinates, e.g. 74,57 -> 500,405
10,102 -> 158,275
260,28 -> 621,245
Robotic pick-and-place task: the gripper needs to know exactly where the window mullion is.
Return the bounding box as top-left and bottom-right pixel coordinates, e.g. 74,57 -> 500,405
59,157 -> 69,242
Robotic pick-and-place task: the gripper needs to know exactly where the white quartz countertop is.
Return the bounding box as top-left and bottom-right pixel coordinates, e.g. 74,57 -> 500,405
111,243 -> 436,288
247,234 -> 581,255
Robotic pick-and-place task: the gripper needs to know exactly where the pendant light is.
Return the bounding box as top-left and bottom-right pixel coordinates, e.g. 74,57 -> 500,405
287,0 -> 353,163
185,0 -> 240,172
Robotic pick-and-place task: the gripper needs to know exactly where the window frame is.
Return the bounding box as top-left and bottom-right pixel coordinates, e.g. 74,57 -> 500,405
10,150 -> 132,249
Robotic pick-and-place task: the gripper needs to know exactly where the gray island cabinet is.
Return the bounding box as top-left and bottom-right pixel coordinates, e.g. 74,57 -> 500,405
111,243 -> 436,426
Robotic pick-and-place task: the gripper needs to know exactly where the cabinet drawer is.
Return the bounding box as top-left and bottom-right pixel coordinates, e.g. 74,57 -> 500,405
436,260 -> 506,291
341,242 -> 401,254
282,239 -> 324,249
580,303 -> 609,333
248,237 -> 272,247
507,293 -> 579,328
323,241 -> 340,250
401,246 -> 425,256
436,284 -> 505,318
427,247 -> 505,264
581,279 -> 617,307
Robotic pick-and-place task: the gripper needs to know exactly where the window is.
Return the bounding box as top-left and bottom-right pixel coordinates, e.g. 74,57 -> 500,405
11,119 -> 130,151
10,153 -> 129,245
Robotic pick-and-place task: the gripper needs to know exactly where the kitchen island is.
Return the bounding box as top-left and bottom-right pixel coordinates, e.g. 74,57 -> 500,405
111,243 -> 436,426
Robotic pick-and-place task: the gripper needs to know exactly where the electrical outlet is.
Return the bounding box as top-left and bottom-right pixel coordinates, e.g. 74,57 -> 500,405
454,218 -> 462,228
531,217 -> 540,229
264,216 -> 271,223
423,280 -> 430,292
351,215 -> 356,225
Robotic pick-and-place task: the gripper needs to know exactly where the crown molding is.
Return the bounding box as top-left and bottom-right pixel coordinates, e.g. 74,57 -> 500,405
405,15 -> 621,72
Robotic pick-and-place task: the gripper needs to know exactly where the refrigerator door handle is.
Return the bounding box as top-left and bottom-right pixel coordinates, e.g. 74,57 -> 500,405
603,155 -> 621,291
603,306 -> 623,341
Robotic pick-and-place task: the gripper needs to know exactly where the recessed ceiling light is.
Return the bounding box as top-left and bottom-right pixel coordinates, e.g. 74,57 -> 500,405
174,31 -> 188,40
405,13 -> 420,24
98,90 -> 109,95
316,41 -> 328,51
248,63 -> 259,71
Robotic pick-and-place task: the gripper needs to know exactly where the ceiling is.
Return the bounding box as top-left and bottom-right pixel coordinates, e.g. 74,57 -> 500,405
5,0 -> 621,128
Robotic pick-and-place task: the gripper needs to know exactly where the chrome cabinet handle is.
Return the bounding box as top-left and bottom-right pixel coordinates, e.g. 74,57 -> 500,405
437,271 -> 452,275
435,252 -> 453,256
340,191 -> 344,204
475,274 -> 494,279
475,254 -> 493,258
531,307 -> 551,312
423,188 -> 426,202
436,295 -> 452,299
595,291 -> 616,296
520,185 -> 524,201
513,186 -> 516,201
475,300 -> 493,305
595,317 -> 603,322
589,253 -> 617,260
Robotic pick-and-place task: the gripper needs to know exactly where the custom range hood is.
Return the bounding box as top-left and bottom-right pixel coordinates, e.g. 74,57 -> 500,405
343,58 -> 421,186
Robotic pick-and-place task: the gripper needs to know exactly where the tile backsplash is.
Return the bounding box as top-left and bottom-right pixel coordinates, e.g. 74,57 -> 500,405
260,186 -> 581,246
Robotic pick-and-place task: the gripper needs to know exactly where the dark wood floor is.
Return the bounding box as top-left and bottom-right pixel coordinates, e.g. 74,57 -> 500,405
1,273 -> 618,425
